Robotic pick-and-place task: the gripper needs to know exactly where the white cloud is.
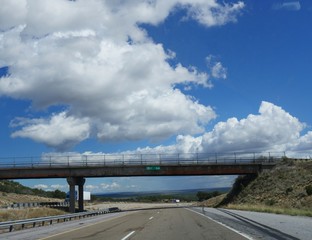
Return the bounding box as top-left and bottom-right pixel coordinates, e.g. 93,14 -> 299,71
34,184 -> 48,189
134,101 -> 309,154
10,112 -> 90,151
0,0 -> 245,150
100,182 -> 121,190
206,55 -> 227,79
186,1 -> 245,27
86,185 -> 99,191
49,102 -> 312,158
272,1 -> 301,11
0,0 -> 27,30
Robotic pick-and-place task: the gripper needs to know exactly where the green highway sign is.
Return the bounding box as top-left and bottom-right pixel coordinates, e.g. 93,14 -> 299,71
146,166 -> 160,171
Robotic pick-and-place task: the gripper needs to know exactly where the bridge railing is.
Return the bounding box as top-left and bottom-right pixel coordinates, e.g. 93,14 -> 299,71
0,152 -> 285,169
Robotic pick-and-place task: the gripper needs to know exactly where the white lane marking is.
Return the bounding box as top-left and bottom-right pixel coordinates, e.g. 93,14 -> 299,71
149,216 -> 154,220
121,230 -> 135,240
38,212 -> 128,240
187,208 -> 254,240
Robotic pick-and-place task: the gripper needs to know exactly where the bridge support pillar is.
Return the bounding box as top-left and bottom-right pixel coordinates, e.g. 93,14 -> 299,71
67,177 -> 86,213
77,177 -> 86,212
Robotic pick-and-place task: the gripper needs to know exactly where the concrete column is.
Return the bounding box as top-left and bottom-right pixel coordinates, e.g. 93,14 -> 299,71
67,177 -> 77,213
76,177 -> 86,212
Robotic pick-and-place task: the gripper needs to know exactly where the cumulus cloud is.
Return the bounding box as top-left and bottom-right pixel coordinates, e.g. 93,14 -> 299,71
0,0 -> 245,150
10,112 -> 90,151
101,182 -> 121,190
51,102 -> 312,158
134,102 -> 310,154
186,1 -> 245,27
206,55 -> 227,79
85,185 -> 100,191
34,184 -> 48,189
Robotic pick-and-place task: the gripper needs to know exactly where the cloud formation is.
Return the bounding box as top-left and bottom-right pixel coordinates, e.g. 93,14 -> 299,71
272,1 -> 301,11
0,0 -> 245,150
134,102 -> 311,155
50,102 -> 312,158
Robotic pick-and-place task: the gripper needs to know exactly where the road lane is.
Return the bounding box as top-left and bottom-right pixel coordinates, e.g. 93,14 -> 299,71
194,207 -> 312,240
37,208 -> 247,240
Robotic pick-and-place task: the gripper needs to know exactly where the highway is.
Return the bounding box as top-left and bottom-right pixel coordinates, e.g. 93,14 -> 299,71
3,207 -> 245,240
2,207 -> 311,240
38,208 -> 246,240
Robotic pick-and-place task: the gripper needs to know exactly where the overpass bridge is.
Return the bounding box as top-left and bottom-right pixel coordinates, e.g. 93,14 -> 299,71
0,152 -> 283,213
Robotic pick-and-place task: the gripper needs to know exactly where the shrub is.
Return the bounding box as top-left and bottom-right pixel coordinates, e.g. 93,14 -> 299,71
305,185 -> 312,196
286,187 -> 293,195
265,199 -> 276,206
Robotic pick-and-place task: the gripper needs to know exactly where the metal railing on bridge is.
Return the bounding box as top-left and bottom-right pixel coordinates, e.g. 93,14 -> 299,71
0,152 -> 285,169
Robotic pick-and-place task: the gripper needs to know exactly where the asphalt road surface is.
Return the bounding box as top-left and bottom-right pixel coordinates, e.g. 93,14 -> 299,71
193,207 -> 312,240
38,208 -> 247,240
2,207 -> 311,240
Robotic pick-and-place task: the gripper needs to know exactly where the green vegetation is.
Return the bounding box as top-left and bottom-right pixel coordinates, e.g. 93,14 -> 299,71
95,193 -> 196,203
196,191 -> 223,202
0,180 -> 66,199
0,208 -> 66,222
217,174 -> 257,207
216,158 -> 312,217
305,185 -> 312,196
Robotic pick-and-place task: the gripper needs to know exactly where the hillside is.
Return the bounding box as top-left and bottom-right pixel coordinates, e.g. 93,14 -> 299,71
0,180 -> 65,207
200,158 -> 312,216
230,158 -> 312,209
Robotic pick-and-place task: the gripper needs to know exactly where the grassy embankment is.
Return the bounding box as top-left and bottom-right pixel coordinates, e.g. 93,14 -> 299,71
200,158 -> 312,217
0,208 -> 66,222
0,180 -> 67,222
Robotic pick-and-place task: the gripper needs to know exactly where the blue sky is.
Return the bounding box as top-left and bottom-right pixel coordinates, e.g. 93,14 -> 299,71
1,0 -> 312,194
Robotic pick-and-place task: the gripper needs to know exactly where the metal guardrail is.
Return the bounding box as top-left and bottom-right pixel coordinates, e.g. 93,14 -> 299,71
0,208 -> 120,233
4,201 -> 69,209
0,152 -> 285,169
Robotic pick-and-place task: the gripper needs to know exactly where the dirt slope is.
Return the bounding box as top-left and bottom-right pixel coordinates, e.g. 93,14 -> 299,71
231,159 -> 312,209
0,192 -> 62,207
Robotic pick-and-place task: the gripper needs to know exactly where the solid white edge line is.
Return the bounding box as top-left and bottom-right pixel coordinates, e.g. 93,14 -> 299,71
121,230 -> 135,240
187,208 -> 254,240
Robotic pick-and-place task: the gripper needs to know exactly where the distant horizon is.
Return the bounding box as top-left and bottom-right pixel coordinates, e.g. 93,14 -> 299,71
93,186 -> 231,197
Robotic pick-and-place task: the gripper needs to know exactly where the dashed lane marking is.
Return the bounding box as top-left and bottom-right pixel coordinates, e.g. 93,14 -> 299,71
121,230 -> 135,240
